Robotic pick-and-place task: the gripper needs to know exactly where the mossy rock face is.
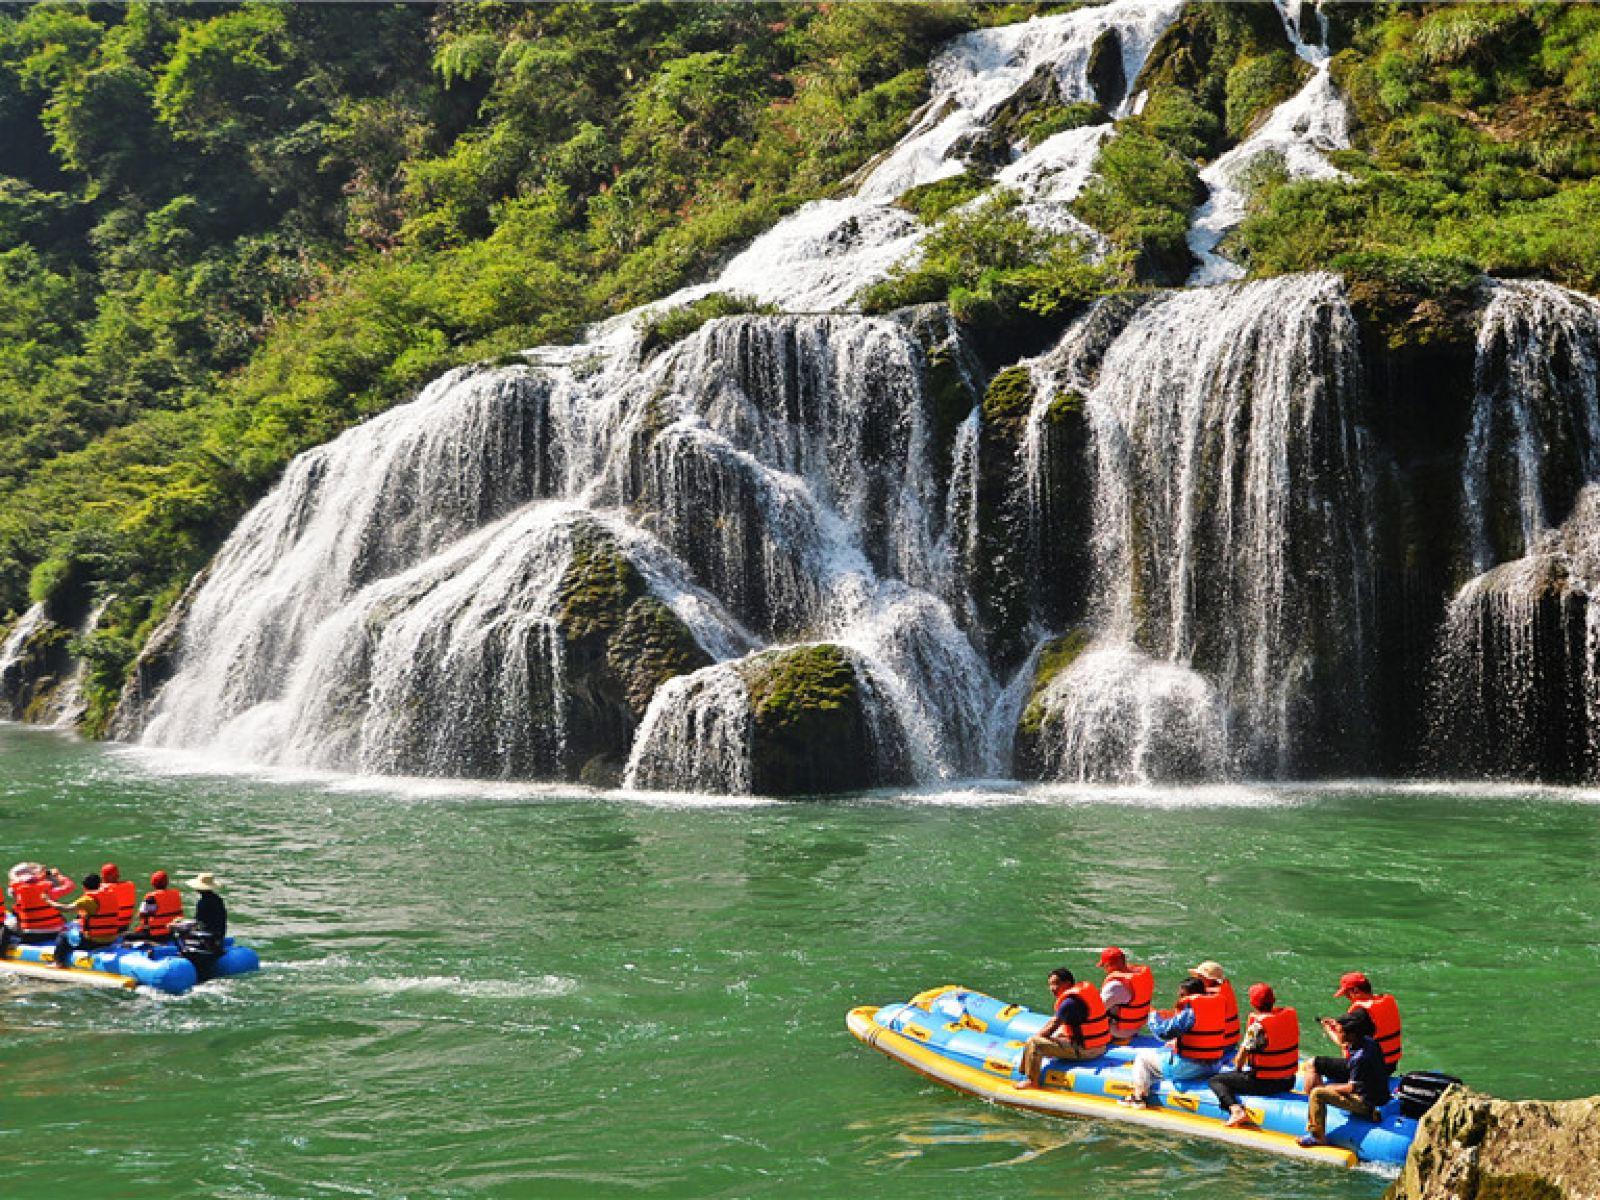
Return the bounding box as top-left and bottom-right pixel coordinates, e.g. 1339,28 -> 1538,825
741,644 -> 908,796
895,173 -> 990,224
1085,28 -> 1127,113
971,367 -> 1037,671
1013,628 -> 1092,779
0,618 -> 74,722
554,523 -> 712,777
1339,253 -> 1483,353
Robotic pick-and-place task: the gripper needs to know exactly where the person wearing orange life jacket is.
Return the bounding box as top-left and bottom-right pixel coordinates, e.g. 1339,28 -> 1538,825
7,864 -> 74,943
1207,983 -> 1300,1128
132,871 -> 185,940
98,862 -> 137,935
47,871 -> 120,967
1125,977 -> 1225,1107
1190,960 -> 1241,1054
1098,947 -> 1155,1044
1015,967 -> 1113,1089
1325,971 -> 1402,1070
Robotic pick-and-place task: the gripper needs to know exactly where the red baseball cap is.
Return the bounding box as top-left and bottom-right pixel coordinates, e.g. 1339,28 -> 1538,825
1247,983 -> 1276,1010
1334,971 -> 1370,998
100,862 -> 120,883
1098,946 -> 1126,968
151,870 -> 169,889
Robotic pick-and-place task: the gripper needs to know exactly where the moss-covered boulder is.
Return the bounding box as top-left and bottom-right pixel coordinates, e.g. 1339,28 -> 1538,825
743,644 -> 909,796
1386,1086 -> 1600,1200
553,523 -> 713,780
1013,628 -> 1092,778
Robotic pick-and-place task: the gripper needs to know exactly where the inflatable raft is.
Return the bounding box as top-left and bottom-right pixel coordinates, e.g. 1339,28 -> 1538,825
1,937 -> 260,994
848,985 -> 1420,1169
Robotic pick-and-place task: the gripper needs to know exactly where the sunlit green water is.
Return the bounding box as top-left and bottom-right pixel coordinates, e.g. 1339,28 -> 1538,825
3,723 -> 1598,1198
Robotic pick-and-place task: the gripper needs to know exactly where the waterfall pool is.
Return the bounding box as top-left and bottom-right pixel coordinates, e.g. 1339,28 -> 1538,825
3,721 -> 1596,1199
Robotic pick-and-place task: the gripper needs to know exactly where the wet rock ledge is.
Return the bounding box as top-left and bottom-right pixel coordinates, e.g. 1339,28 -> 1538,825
1388,1088 -> 1600,1200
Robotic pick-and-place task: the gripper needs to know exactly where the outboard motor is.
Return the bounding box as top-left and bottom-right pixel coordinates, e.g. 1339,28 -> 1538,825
171,918 -> 223,982
1396,1071 -> 1463,1119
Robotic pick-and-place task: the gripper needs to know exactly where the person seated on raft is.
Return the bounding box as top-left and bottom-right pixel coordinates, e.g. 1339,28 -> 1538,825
1124,976 -> 1228,1107
48,871 -> 124,967
1298,1009 -> 1391,1148
1207,983 -> 1300,1128
1325,971 -> 1403,1071
1189,960 -> 1241,1055
1015,967 -> 1112,1089
2,863 -> 76,950
1097,946 -> 1154,1045
129,870 -> 184,941
98,862 -> 138,935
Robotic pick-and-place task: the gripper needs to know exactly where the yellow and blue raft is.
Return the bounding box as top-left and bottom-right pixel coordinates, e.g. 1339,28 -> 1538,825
848,984 -> 1422,1169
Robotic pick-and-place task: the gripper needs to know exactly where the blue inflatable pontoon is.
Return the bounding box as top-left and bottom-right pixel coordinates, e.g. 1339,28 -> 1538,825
848,984 -> 1421,1169
1,937 -> 260,994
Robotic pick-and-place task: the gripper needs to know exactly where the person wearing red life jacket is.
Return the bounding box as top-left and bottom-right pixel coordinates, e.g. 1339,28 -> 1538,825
98,862 -> 138,935
1015,967 -> 1113,1089
47,871 -> 120,967
1320,971 -> 1402,1071
1125,977 -> 1225,1107
1207,983 -> 1301,1127
1098,947 -> 1155,1044
7,864 -> 73,942
1190,960 -> 1241,1054
132,871 -> 185,940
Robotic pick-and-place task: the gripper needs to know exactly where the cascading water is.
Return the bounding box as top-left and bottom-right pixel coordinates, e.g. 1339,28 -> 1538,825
1462,279 -> 1600,572
130,2 -> 1184,793
44,595 -> 113,729
1430,486 -> 1600,781
1186,0 -> 1351,286
1021,274 -> 1375,781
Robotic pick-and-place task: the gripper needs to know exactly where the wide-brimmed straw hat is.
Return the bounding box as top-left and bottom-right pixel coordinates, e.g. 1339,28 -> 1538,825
1188,960 -> 1227,983
187,872 -> 220,892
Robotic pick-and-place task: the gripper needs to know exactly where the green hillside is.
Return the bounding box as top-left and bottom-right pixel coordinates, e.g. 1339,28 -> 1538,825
5,0 -> 1600,733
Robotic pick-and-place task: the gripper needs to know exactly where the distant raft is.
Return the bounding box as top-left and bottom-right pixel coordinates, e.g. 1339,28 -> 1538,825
0,938 -> 260,994
848,985 -> 1421,1169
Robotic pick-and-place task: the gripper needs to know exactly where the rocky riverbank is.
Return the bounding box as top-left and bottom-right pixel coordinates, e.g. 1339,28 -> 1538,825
1389,1087 -> 1600,1200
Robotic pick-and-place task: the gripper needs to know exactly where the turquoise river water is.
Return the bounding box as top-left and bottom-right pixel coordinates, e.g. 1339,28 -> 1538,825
2,721 -> 1597,1199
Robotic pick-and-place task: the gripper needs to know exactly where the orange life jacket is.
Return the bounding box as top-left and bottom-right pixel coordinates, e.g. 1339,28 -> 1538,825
1247,1007 -> 1300,1081
1059,980 -> 1112,1053
1350,994 -> 1402,1068
108,880 -> 137,931
1209,978 -> 1241,1047
1175,991 -> 1229,1062
1105,964 -> 1154,1038
11,879 -> 65,933
83,885 -> 125,942
140,887 -> 184,937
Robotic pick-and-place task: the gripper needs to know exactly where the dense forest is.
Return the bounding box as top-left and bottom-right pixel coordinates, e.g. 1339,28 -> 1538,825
5,0 -> 1600,735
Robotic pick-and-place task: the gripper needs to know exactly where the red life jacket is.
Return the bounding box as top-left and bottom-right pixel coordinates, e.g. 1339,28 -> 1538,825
140,888 -> 184,938
1105,964 -> 1154,1039
1351,994 -> 1403,1068
1209,978 -> 1241,1047
1175,991 -> 1229,1062
83,885 -> 125,942
1247,1007 -> 1300,1081
11,879 -> 65,933
1060,980 -> 1112,1053
108,880 -> 137,931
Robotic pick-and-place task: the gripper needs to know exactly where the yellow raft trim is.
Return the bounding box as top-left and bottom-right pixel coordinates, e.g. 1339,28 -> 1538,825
846,1006 -> 1357,1169
0,950 -> 139,991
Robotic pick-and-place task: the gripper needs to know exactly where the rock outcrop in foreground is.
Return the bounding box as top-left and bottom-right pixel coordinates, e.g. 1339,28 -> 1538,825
1388,1088 -> 1600,1200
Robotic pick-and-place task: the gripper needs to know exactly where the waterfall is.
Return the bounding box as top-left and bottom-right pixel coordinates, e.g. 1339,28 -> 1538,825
1023,643 -> 1229,784
1462,279 -> 1600,572
1186,0 -> 1351,286
0,602 -> 50,719
132,1 -> 1190,792
662,0 -> 1182,312
45,595 -> 114,728
1022,274 -> 1374,780
1430,487 -> 1600,781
